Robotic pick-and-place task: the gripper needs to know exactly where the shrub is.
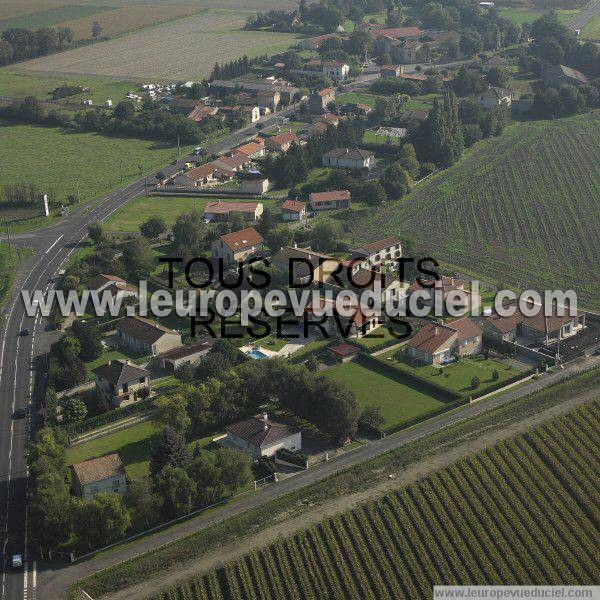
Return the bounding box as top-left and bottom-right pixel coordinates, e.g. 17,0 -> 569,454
471,376 -> 480,390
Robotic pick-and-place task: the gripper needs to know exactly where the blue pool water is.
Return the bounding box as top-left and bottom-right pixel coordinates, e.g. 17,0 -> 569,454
247,348 -> 268,360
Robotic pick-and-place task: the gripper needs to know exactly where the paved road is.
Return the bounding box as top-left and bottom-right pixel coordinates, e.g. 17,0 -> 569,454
37,355 -> 599,599
568,0 -> 600,31
0,105 -> 300,600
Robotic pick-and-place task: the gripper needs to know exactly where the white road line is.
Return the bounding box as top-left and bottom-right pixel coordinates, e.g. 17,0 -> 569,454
31,561 -> 36,600
44,234 -> 63,255
22,562 -> 27,600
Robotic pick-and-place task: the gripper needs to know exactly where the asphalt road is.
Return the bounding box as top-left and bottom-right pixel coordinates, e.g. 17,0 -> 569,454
36,355 -> 598,599
568,0 -> 600,31
0,104 -> 300,600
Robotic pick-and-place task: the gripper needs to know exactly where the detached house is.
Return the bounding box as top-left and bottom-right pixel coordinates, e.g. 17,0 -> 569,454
179,163 -> 217,187
380,65 -> 403,78
542,64 -> 588,86
92,359 -> 150,408
212,226 -> 264,264
211,152 -> 251,173
265,131 -> 299,153
86,274 -> 138,301
309,190 -> 351,211
203,201 -> 263,222
350,237 -> 402,271
407,318 -> 483,366
322,147 -> 375,170
476,86 -> 512,109
408,275 -> 480,316
309,87 -> 336,113
232,139 -> 265,159
281,199 -> 306,221
71,454 -> 127,501
117,316 -> 182,356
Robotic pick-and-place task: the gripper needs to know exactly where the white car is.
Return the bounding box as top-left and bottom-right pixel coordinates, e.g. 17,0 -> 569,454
11,554 -> 22,569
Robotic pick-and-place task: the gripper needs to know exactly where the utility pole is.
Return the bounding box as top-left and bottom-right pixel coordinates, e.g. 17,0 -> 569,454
6,223 -> 12,259
120,160 -> 124,183
76,180 -> 81,203
177,135 -> 181,159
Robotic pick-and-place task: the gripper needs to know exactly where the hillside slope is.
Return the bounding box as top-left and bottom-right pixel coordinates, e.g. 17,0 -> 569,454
351,113 -> 600,309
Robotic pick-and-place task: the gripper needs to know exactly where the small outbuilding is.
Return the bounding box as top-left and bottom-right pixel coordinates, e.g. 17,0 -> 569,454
71,453 -> 127,501
328,342 -> 360,363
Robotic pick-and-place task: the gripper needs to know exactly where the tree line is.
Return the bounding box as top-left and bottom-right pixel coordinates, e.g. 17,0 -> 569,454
210,55 -> 266,80
0,26 -> 74,66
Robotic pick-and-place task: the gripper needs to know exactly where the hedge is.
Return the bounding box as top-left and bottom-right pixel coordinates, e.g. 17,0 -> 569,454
68,398 -> 154,436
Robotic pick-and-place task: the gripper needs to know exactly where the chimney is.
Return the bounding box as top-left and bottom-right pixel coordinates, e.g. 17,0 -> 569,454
434,327 -> 438,336
262,412 -> 268,420
294,242 -> 298,249
345,147 -> 349,154
264,423 -> 269,431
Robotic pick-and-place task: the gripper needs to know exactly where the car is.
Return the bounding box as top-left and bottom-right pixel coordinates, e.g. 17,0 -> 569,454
171,158 -> 179,165
193,146 -> 203,156
19,328 -> 30,336
11,555 -> 22,569
13,406 -> 30,419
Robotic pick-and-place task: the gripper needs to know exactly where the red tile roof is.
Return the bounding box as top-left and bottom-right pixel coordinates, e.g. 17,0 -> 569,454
72,453 -> 125,486
204,201 -> 260,215
281,199 -> 306,212
86,274 -> 126,291
446,317 -> 482,341
317,87 -> 335,97
408,322 -> 457,354
369,26 -> 421,39
219,226 -> 263,251
309,190 -> 351,204
267,131 -> 299,147
329,342 -> 359,357
353,236 -> 401,256
226,413 -> 298,448
186,163 -> 216,181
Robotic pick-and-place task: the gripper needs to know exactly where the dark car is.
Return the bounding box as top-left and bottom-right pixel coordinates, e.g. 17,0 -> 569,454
13,406 -> 29,419
19,328 -> 30,336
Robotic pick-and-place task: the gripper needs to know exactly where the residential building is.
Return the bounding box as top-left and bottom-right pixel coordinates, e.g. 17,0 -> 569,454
328,342 -> 360,363
309,189 -> 351,211
309,87 -> 336,113
367,26 -> 421,40
117,316 -> 182,356
394,39 -> 423,63
322,147 -> 375,170
156,340 -> 212,372
350,236 -> 402,271
242,106 -> 261,122
241,178 -> 270,195
380,65 -> 403,78
223,412 -> 301,458
203,201 -> 263,222
92,359 -> 150,407
281,199 -> 306,221
256,89 -> 281,110
86,274 -> 138,301
399,109 -> 429,124
179,163 -> 217,187
265,131 -> 300,153
187,104 -> 219,122
270,246 -> 339,286
330,266 -> 409,306
407,276 -> 480,316
476,86 -> 512,109
542,64 -> 588,86
307,121 -> 329,137
211,152 -> 251,173
407,318 -> 483,366
232,139 -> 265,159
71,454 -> 127,501
320,60 -> 350,81
210,80 -> 300,104
299,33 -> 343,50
212,226 -> 264,264
169,96 -> 199,113
304,296 -> 381,338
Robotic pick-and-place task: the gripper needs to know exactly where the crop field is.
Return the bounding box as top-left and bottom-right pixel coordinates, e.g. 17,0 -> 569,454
156,399 -> 600,599
10,11 -> 302,80
0,4 -> 116,31
350,113 -> 600,309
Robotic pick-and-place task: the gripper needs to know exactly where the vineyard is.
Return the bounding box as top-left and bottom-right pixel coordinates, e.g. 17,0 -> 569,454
350,112 -> 600,309
154,399 -> 600,599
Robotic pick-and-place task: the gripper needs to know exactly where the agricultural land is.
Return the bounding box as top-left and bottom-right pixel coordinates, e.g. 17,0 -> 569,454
350,112 -> 600,310
155,399 -> 600,599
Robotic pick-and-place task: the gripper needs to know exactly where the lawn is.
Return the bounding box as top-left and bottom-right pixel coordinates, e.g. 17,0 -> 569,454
582,13 -> 600,41
0,122 -> 184,219
363,130 -> 401,145
350,326 -> 405,350
377,350 -> 525,397
499,7 -> 579,25
336,92 -> 380,107
322,362 -> 448,431
65,420 -> 221,480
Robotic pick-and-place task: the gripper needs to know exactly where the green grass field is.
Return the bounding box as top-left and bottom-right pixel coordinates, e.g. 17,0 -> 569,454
322,362 -> 448,431
0,244 -> 33,312
349,113 -> 600,310
66,421 -> 219,480
0,122 -> 184,217
0,4 -> 116,31
336,92 -> 380,107
581,13 -> 600,41
499,7 -> 579,25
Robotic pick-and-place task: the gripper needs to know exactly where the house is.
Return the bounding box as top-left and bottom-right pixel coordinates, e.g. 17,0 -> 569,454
328,342 -> 360,363
482,56 -> 509,73
187,104 -> 219,122
281,199 -> 306,221
350,237 -> 402,271
380,65 -> 404,78
211,152 -> 251,173
307,121 -> 329,137
203,201 -> 263,222
169,96 -> 199,113
331,266 -> 409,306
256,89 -> 281,110
270,245 -> 339,285
181,163 -> 217,187
86,274 -> 138,301
394,39 -> 423,64
212,226 -> 264,264
117,316 -> 182,356
210,80 -> 300,105
232,139 -> 265,159
309,190 -> 351,211
241,178 -> 270,195
265,131 -> 299,153
304,295 -> 381,338
322,147 -> 375,170
367,26 -> 421,40
399,109 -> 429,124
407,318 -> 483,366
309,87 -> 336,113
542,64 -> 589,86
407,276 -> 480,316
317,112 -> 340,126
71,454 -> 127,501
320,60 -> 350,81
223,412 -> 301,458
299,33 -> 343,50
242,106 -> 261,122
341,102 -> 372,116
476,86 -> 512,109
156,340 -> 212,372
92,359 -> 150,408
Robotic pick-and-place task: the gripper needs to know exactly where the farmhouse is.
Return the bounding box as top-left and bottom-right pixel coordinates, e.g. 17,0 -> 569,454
309,190 -> 351,211
265,131 -> 300,153
92,359 -> 150,408
117,316 -> 182,356
212,226 -> 264,264
306,59 -> 350,81
71,454 -> 127,501
223,413 -> 301,458
542,64 -> 588,86
350,236 -> 402,271
203,201 -> 263,222
210,80 -> 301,104
187,104 -> 219,122
322,147 -> 374,170
309,87 -> 336,113
281,199 -> 306,221
299,33 -> 343,50
156,340 -> 212,372
476,86 -> 512,109
407,318 -> 483,366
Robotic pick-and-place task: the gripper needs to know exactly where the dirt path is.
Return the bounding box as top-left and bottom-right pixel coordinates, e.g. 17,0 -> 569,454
114,388 -> 599,600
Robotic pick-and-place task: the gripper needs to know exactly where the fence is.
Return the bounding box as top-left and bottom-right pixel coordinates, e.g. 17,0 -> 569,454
254,474 -> 277,489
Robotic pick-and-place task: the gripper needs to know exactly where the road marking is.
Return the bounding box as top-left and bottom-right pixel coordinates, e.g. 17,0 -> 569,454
44,234 -> 63,255
31,561 -> 36,600
23,562 -> 27,600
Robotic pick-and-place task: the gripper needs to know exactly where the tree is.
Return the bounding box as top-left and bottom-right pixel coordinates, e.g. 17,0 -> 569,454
187,453 -> 224,506
382,162 -> 412,198
63,396 -> 87,426
113,100 -> 135,121
361,181 -> 387,206
91,21 -> 103,39
492,370 -> 499,381
358,405 -> 385,431
266,224 -> 294,251
376,53 -> 392,66
471,376 -> 480,390
420,2 -> 454,29
57,358 -> 86,390
57,336 -> 81,365
460,30 -> 482,57
57,26 -> 74,49
122,237 -> 154,280
73,493 -> 130,548
540,38 -> 564,65
216,448 -> 253,492
229,211 -> 245,232
125,477 -> 163,527
397,143 -> 420,179
153,393 -> 191,432
486,66 -> 509,88
154,466 -> 196,518
139,216 -> 166,240
348,30 -> 372,58
0,40 -> 14,66
149,426 -> 189,477
172,210 -> 206,259
71,320 -> 103,360
88,222 -> 105,245
310,220 -> 343,252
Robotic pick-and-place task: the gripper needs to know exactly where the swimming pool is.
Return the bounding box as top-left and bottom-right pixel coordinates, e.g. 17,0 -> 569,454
247,348 -> 269,360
